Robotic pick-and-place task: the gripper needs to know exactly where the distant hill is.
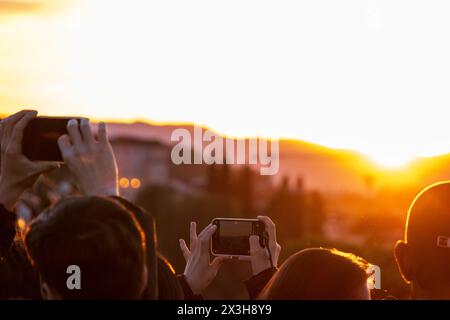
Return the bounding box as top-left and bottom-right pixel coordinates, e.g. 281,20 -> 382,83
2,113 -> 446,194
106,121 -> 450,194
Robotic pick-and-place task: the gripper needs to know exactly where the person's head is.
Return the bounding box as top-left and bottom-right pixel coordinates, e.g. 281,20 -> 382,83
0,240 -> 41,300
259,248 -> 371,300
395,181 -> 450,299
24,196 -> 147,299
157,254 -> 183,300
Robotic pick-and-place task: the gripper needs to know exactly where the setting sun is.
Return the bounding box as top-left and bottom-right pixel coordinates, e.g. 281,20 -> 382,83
367,153 -> 415,169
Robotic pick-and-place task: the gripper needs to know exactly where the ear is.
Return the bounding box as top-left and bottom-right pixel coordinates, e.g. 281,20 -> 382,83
394,240 -> 413,283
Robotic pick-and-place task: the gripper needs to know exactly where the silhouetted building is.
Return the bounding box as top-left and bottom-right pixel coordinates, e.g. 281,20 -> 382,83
111,137 -> 170,196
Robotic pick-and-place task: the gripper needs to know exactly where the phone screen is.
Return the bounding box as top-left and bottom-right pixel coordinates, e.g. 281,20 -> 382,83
211,219 -> 265,256
22,117 -> 77,162
220,221 -> 253,237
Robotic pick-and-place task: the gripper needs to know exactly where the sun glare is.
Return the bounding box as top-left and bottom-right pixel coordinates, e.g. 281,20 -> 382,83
1,1 -> 450,165
366,153 -> 415,169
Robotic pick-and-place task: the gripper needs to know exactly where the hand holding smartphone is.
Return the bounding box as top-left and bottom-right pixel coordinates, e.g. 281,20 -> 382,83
211,218 -> 267,257
22,117 -> 82,162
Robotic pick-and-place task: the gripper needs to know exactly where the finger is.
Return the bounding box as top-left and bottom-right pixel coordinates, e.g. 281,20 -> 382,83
79,118 -> 94,146
1,121 -> 11,154
2,110 -> 28,151
198,223 -> 213,240
0,122 -> 3,158
179,239 -> 190,260
67,119 -> 82,147
0,122 -> 5,156
2,124 -> 12,151
199,225 -> 216,254
194,224 -> 214,257
257,215 -> 276,244
57,134 -> 73,160
2,110 -> 29,127
98,122 -> 108,144
9,110 -> 37,153
249,235 -> 263,254
190,221 -> 198,249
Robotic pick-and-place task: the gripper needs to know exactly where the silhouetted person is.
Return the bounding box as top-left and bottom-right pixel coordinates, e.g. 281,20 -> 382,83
395,181 -> 450,299
157,254 -> 184,300
0,240 -> 41,299
259,248 -> 371,300
0,111 -> 158,299
24,196 -> 148,299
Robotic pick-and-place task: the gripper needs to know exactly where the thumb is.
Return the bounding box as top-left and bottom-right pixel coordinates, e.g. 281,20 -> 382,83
249,235 -> 263,254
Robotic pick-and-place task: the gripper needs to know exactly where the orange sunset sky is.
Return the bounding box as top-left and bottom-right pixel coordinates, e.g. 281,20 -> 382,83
1,0 -> 450,168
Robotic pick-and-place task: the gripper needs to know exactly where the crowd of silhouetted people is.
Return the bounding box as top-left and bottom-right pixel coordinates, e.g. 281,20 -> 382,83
1,110 -> 450,300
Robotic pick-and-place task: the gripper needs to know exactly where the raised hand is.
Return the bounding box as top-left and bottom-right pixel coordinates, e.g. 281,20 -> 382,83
58,119 -> 119,197
242,216 -> 282,275
0,110 -> 59,210
179,222 -> 229,295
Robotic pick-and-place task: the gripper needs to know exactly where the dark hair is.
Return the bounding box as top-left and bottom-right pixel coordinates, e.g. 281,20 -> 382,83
259,248 -> 370,300
405,181 -> 450,291
157,254 -> 183,300
0,240 -> 41,299
24,196 -> 146,299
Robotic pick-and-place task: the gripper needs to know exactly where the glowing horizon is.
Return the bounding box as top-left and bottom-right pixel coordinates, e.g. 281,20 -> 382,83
1,0 -> 450,168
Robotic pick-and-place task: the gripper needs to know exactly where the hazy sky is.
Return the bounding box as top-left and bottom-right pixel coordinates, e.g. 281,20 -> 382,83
1,0 -> 450,167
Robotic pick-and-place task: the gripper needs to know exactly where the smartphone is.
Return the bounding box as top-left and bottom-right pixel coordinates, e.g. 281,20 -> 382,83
211,218 -> 266,257
22,117 -> 80,162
